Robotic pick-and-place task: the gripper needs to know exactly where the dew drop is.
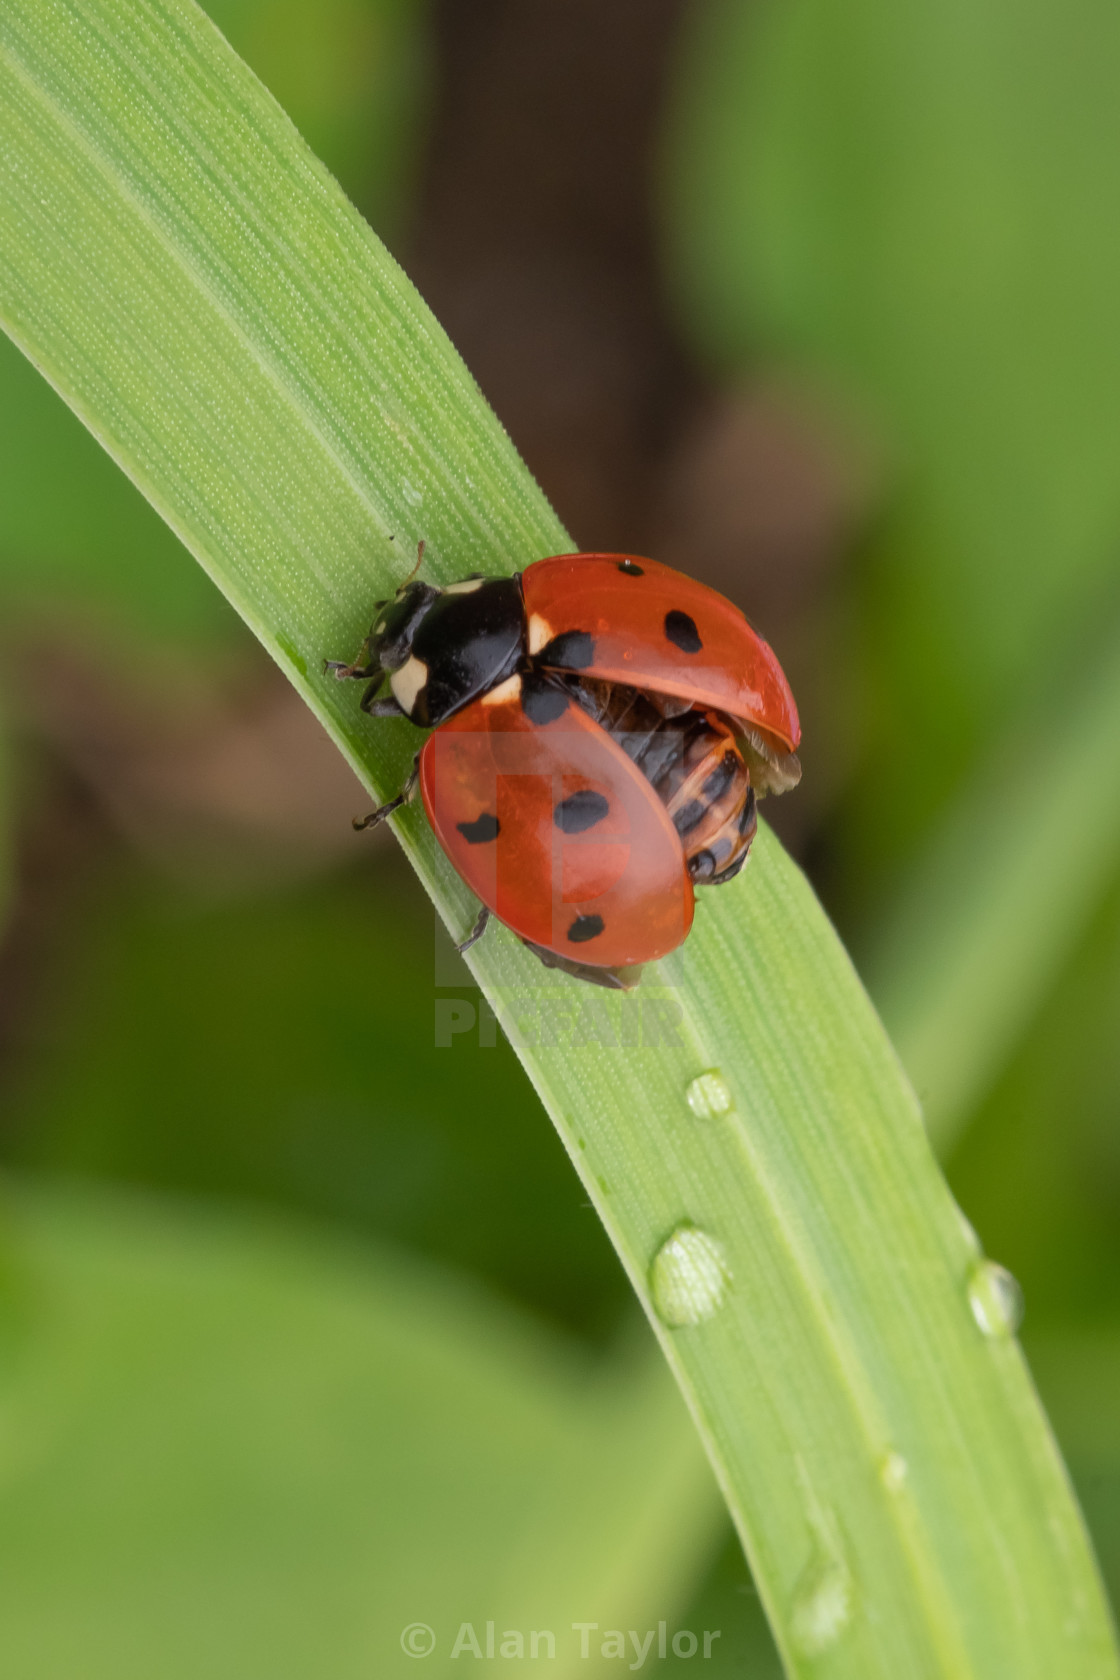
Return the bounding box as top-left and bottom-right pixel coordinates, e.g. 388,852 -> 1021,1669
967,1260 -> 1024,1338
685,1068 -> 734,1121
879,1451 -> 908,1493
790,1558 -> 853,1657
650,1226 -> 730,1327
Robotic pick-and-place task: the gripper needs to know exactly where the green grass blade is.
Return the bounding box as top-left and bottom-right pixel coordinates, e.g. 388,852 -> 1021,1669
863,611 -> 1120,1153
0,2 -> 1116,1673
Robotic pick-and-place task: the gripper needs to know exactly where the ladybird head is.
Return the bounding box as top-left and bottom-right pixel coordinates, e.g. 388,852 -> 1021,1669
365,579 -> 440,673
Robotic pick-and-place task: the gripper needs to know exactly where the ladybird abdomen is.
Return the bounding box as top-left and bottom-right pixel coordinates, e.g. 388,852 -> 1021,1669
571,680 -> 758,887
660,732 -> 756,885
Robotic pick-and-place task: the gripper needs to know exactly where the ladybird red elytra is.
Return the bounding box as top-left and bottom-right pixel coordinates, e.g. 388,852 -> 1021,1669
328,553 -> 801,988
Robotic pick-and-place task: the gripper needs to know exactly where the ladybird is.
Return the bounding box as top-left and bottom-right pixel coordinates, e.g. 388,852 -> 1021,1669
328,552 -> 801,988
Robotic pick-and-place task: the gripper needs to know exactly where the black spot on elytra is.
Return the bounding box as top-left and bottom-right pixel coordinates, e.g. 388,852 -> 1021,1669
554,789 -> 610,833
665,609 -> 703,654
520,673 -> 571,725
457,812 -> 500,844
701,752 -> 739,804
674,798 -> 707,836
616,559 -> 644,576
567,913 -> 605,944
539,629 -> 595,670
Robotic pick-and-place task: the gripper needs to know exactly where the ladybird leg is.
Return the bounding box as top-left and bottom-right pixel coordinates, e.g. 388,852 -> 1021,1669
359,685 -> 405,718
324,656 -> 380,682
456,903 -> 491,955
352,754 -> 420,831
520,938 -> 643,991
324,609 -> 391,682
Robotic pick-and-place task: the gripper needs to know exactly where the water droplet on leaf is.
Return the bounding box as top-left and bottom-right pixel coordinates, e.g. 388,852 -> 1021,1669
685,1069 -> 734,1120
790,1558 -> 853,1657
879,1451 -> 908,1493
967,1260 -> 1024,1338
650,1227 -> 730,1327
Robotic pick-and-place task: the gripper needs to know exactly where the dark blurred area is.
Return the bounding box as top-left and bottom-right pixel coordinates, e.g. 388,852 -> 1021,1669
1,0 -> 1118,1674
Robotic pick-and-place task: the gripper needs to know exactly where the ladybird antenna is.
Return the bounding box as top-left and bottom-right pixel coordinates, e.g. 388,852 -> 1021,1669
403,538 -> 426,585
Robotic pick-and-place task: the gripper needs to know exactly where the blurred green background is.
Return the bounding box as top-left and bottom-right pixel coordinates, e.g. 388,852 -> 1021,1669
1,0 -> 1119,1673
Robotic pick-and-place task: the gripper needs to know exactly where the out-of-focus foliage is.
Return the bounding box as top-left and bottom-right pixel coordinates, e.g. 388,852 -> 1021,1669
5,855 -> 635,1339
663,0 -> 1120,1128
666,0 -> 1120,795
1031,1326 -> 1120,1617
0,708 -> 11,935
863,612 -> 1120,1147
0,1183 -> 718,1680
